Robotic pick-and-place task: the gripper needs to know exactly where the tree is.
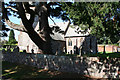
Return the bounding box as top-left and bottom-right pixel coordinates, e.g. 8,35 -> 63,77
2,2 -> 120,54
61,2 -> 120,44
2,2 -> 70,54
8,29 -> 17,44
0,1 -> 10,37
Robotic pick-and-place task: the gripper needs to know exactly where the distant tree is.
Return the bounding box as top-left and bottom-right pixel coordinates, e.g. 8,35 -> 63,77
8,29 -> 17,44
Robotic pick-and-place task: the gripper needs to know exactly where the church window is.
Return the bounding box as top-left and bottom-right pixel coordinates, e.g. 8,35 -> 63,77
68,38 -> 72,46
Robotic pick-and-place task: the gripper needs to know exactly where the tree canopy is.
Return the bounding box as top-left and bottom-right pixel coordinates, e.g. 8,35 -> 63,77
61,2 -> 120,44
2,2 -> 70,54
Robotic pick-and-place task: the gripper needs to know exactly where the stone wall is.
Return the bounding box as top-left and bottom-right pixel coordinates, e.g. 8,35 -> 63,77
2,50 -> 120,78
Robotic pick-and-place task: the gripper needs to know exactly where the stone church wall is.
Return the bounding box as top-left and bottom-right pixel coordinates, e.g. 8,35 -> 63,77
18,32 -> 65,54
66,36 -> 97,55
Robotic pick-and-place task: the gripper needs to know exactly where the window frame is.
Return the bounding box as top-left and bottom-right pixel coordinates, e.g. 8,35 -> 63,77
68,38 -> 72,46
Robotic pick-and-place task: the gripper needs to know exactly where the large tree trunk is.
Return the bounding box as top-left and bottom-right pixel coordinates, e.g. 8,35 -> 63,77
15,2 -> 52,54
38,3 -> 52,54
3,2 -> 71,54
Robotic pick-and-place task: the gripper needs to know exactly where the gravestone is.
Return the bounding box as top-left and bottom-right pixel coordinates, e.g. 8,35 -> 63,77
2,49 -> 5,54
31,49 -> 34,53
23,50 -> 26,53
7,49 -> 11,53
13,48 -> 19,53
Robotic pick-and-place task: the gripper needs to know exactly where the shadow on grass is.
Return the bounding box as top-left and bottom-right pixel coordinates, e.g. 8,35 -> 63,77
2,61 -> 90,80
2,61 -> 51,79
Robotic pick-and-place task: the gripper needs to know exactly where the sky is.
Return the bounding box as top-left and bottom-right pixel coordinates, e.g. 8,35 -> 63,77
4,14 -> 64,41
3,0 -> 64,41
2,0 -> 74,41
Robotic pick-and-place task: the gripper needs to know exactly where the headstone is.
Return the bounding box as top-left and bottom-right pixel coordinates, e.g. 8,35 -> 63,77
7,49 -> 11,53
2,49 -> 5,54
13,47 -> 19,53
23,50 -> 26,53
31,49 -> 34,53
70,50 -> 72,54
17,47 -> 19,52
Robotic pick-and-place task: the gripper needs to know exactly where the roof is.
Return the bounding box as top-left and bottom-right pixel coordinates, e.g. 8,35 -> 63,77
64,25 -> 90,38
49,22 -> 69,41
20,20 -> 90,41
49,22 -> 90,40
118,40 -> 120,43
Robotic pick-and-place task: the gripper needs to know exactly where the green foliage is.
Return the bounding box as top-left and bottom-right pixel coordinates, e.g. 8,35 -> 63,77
61,2 -> 120,44
8,29 -> 17,44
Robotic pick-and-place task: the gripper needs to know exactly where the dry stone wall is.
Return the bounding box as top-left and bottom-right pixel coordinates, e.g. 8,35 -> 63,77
2,50 -> 120,78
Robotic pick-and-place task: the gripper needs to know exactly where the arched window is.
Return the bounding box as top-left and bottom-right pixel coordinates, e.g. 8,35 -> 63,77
68,38 -> 72,46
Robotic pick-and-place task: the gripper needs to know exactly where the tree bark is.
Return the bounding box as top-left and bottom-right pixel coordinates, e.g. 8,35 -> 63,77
37,2 -> 52,54
16,2 -> 52,54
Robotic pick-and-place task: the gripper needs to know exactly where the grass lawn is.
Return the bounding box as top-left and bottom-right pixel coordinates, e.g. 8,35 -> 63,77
59,52 -> 120,58
2,61 -> 90,80
83,52 -> 120,58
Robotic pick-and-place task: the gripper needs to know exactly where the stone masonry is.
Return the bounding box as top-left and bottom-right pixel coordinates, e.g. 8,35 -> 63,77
2,50 -> 120,78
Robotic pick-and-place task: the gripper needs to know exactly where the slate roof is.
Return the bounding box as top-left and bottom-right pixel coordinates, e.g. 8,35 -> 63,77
118,40 -> 120,43
49,22 -> 69,41
64,25 -> 90,38
49,22 -> 90,41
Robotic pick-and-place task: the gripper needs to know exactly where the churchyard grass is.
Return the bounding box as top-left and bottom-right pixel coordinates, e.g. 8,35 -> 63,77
2,61 -> 88,79
83,52 -> 120,58
58,52 -> 120,58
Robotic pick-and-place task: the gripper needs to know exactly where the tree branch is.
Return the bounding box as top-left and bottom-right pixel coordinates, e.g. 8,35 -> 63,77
49,16 -> 56,25
5,19 -> 27,32
23,2 -> 35,24
64,19 -> 70,35
16,2 -> 45,50
2,3 -> 27,32
6,4 -> 38,29
6,6 -> 18,12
